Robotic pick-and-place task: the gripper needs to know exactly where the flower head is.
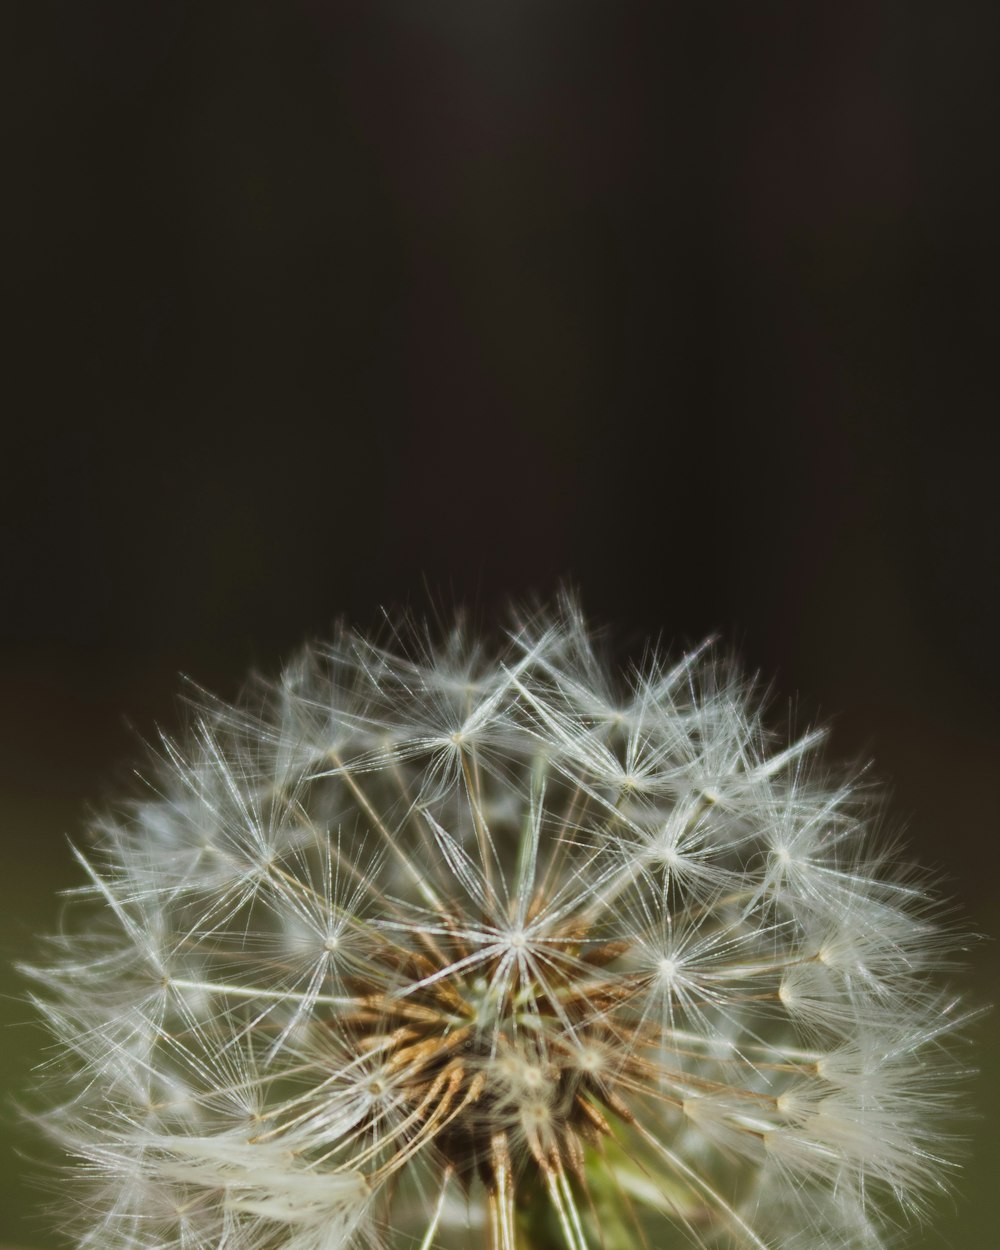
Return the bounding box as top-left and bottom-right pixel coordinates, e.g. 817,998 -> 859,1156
27,600 -> 971,1249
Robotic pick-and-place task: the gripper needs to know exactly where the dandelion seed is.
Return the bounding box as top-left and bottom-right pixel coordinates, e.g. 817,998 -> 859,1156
25,599 -> 974,1250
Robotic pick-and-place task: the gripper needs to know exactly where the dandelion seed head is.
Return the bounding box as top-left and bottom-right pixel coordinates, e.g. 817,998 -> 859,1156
25,598 -> 974,1250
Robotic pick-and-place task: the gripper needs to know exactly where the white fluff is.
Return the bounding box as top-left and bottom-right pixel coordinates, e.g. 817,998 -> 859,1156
25,598 -> 972,1250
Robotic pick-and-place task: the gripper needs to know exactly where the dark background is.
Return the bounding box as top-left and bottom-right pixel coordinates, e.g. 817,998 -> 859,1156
2,3 -> 998,1247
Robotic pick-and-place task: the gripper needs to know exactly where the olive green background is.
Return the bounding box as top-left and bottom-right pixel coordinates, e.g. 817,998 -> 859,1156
3,3 -> 998,1246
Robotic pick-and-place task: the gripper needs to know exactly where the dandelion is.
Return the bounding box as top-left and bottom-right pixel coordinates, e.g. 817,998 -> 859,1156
26,598 -> 972,1249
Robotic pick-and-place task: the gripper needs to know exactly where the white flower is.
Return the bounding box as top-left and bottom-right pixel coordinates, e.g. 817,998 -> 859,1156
26,599 -> 972,1250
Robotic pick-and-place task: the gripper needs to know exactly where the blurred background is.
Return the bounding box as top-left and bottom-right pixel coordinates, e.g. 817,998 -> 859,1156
2,2 -> 998,1246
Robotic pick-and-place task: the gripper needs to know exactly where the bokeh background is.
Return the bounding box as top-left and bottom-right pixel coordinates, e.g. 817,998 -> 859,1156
3,3 -> 998,1247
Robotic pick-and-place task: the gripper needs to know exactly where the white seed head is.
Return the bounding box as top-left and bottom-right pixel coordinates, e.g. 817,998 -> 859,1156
24,599 -> 973,1250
